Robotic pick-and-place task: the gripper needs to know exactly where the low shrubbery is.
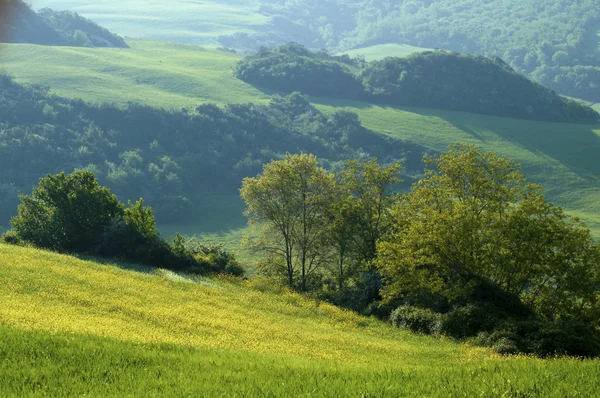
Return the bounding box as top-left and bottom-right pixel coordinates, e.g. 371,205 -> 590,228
4,170 -> 242,276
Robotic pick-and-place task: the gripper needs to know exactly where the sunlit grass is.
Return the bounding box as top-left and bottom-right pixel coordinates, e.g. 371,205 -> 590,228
1,243 -> 599,396
0,40 -> 270,108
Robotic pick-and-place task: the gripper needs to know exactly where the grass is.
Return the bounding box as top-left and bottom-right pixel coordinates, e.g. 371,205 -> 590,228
1,243 -> 599,396
0,40 -> 270,108
28,0 -> 268,45
1,41 -> 599,237
339,43 -> 432,61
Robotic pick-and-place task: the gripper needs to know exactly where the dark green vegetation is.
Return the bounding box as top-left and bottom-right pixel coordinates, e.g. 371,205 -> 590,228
0,0 -> 127,47
0,74 -> 425,225
236,44 -> 599,123
6,170 -> 243,276
241,148 -> 600,357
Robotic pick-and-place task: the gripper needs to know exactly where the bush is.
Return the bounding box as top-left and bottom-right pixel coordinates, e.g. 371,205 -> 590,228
389,305 -> 442,335
440,303 -> 507,339
1,230 -> 21,245
11,171 -> 124,253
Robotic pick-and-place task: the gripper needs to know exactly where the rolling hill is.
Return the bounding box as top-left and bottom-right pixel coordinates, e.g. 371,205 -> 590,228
1,40 -> 599,240
1,243 -> 599,396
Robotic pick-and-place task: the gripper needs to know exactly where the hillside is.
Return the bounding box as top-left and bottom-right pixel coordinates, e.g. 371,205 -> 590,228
1,243 -> 599,396
27,0 -> 600,102
235,44 -> 598,122
1,41 -> 599,242
0,0 -> 127,47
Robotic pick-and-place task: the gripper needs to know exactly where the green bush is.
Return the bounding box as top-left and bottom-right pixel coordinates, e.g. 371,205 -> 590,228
11,171 -> 124,253
440,303 -> 507,339
1,230 -> 21,245
389,305 -> 442,335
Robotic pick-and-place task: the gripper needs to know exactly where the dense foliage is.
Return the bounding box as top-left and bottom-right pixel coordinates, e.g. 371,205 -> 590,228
242,147 -> 600,357
236,45 -> 599,122
0,0 -> 127,47
234,43 -> 365,99
377,145 -> 600,356
7,170 -> 243,275
0,75 -> 425,224
221,0 -> 600,102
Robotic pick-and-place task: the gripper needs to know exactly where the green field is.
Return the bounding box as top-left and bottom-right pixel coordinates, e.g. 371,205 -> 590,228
28,0 -> 267,45
1,40 -> 600,240
1,243 -> 599,396
340,43 -> 432,61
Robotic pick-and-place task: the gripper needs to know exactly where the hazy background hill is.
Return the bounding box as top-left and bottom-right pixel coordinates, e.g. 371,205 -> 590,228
27,0 -> 600,103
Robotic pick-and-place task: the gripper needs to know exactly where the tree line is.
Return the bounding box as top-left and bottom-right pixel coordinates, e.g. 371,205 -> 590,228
241,146 -> 600,357
0,75 -> 426,225
235,44 -> 599,123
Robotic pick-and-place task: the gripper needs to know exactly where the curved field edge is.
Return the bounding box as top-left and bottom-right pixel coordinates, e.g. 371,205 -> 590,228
1,244 -> 600,397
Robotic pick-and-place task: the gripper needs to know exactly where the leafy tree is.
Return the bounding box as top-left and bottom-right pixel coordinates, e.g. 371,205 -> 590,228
376,144 -> 600,324
11,170 -> 123,252
241,154 -> 336,290
339,159 -> 402,265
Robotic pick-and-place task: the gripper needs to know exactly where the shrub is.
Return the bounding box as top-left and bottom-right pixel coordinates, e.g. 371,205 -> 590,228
1,230 -> 21,245
389,305 -> 442,335
11,171 -> 124,253
440,303 -> 507,339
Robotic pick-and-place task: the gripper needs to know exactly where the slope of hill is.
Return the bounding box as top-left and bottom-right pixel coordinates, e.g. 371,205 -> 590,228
27,0 -> 600,102
29,0 -> 268,45
0,41 -> 599,239
1,243 -> 599,396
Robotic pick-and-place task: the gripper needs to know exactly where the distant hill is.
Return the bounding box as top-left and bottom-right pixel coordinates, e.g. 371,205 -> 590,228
0,0 -> 127,47
235,44 -> 600,123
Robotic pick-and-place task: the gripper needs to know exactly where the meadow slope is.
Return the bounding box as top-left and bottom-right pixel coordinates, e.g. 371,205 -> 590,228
1,243 -> 599,396
1,41 -> 599,238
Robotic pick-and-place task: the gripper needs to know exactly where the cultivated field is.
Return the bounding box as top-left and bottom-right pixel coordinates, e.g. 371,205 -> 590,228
1,243 -> 599,396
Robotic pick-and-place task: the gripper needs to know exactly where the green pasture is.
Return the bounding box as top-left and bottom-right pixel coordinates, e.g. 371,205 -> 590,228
1,244 -> 599,396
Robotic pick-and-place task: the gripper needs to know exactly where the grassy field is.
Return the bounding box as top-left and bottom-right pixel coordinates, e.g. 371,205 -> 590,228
1,243 -> 599,396
28,0 -> 267,45
340,43 -> 432,61
1,41 -> 599,239
0,40 -> 270,108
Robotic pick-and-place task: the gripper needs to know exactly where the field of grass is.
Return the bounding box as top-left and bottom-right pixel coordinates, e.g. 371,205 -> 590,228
1,41 -> 600,239
0,40 -> 270,108
1,243 -> 599,396
29,0 -> 267,45
340,43 -> 432,61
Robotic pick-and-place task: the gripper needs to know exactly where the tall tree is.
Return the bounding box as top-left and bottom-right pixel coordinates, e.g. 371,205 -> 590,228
241,154 -> 336,290
377,144 -> 600,322
339,158 -> 402,265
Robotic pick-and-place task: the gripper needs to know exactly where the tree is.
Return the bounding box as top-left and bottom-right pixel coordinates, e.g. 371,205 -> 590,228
377,144 -> 600,323
339,158 -> 402,265
240,154 -> 336,290
11,170 -> 124,252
